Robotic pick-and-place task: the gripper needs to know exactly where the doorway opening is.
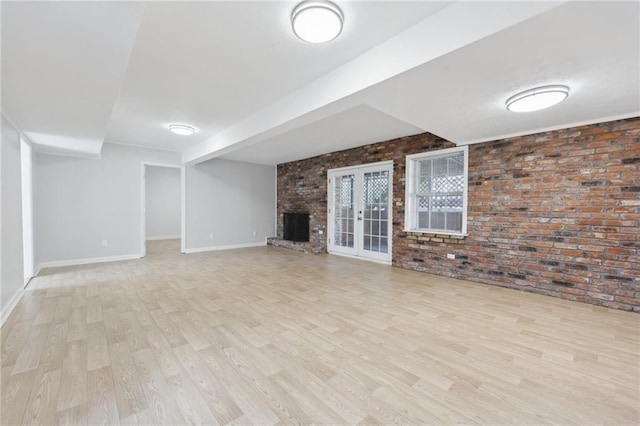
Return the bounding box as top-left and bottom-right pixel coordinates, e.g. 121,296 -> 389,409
140,162 -> 185,257
327,161 -> 393,264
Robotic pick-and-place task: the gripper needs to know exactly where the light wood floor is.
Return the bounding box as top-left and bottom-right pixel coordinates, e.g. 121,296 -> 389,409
2,239 -> 639,425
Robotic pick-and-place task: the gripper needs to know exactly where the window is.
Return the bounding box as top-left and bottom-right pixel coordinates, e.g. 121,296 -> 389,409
405,146 -> 468,235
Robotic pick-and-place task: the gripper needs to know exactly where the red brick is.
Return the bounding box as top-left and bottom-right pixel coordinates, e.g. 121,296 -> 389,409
276,117 -> 640,311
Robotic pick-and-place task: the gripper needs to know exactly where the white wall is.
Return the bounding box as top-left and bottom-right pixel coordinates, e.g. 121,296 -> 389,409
145,166 -> 181,240
186,158 -> 275,251
35,143 -> 180,266
1,115 -> 25,323
21,138 -> 34,282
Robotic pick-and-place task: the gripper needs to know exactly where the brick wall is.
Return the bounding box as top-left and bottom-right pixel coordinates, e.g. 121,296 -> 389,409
276,117 -> 640,311
276,133 -> 454,250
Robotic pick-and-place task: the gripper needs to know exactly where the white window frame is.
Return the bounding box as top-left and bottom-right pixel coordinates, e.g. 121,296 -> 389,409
404,146 -> 468,236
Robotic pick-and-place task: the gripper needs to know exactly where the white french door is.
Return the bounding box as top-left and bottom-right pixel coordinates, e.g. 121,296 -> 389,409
327,161 -> 393,264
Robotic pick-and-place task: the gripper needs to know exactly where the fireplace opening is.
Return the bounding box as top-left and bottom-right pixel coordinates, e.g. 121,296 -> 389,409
283,212 -> 309,242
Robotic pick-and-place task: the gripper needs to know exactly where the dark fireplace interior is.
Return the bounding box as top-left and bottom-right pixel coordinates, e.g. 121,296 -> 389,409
283,212 -> 309,242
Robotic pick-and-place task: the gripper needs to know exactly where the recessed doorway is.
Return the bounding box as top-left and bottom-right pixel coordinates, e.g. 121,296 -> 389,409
140,162 -> 185,257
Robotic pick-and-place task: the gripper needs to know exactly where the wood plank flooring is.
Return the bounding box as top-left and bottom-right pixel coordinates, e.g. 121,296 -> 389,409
2,239 -> 639,425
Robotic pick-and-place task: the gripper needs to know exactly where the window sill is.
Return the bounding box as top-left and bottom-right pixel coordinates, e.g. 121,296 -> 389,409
403,229 -> 467,239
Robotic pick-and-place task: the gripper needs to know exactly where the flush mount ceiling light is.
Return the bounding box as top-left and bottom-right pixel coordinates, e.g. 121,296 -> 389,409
292,0 -> 343,43
506,85 -> 570,112
168,124 -> 195,136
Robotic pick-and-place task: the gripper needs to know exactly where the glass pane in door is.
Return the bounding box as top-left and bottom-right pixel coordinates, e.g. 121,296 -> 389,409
362,170 -> 389,253
334,174 -> 355,248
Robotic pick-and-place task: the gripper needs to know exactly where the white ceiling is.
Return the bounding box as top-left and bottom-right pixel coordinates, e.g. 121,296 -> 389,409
2,1 -> 639,165
223,104 -> 423,165
104,1 -> 450,152
1,1 -> 145,157
360,1 -> 640,146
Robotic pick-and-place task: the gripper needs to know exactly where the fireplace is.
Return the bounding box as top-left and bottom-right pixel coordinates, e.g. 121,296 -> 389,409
283,212 -> 309,242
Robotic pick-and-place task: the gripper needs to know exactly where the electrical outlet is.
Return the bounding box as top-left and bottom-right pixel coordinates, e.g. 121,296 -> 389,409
102,240 -> 108,247
209,233 -> 214,239
447,253 -> 455,260
252,231 -> 257,237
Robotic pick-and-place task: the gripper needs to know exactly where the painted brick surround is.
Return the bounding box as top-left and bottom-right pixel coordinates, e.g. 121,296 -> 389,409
276,117 -> 640,311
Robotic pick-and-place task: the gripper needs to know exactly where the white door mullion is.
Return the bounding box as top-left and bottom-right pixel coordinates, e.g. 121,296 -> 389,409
355,169 -> 363,256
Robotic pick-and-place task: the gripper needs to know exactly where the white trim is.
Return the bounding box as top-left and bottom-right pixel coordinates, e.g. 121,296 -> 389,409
140,162 -> 184,258
327,160 -> 393,174
328,251 -> 392,266
140,163 -> 146,257
405,146 -> 468,236
20,137 -> 35,286
327,161 -> 393,263
146,235 -> 181,241
36,253 -> 141,271
361,162 -> 394,263
405,145 -> 467,162
181,165 -> 187,254
141,161 -> 181,169
104,140 -> 183,153
1,111 -> 34,145
274,166 -> 278,237
184,242 -> 266,254
457,111 -> 640,146
1,288 -> 24,326
31,146 -> 102,160
327,168 -> 357,258
402,229 -> 468,237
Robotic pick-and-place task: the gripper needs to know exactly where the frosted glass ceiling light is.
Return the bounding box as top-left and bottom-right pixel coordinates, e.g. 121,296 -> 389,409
169,124 -> 195,136
506,85 -> 570,112
292,0 -> 343,43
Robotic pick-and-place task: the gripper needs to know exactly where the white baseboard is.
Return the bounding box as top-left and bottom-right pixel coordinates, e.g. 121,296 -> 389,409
146,235 -> 181,241
1,287 -> 24,326
36,253 -> 141,271
184,242 -> 265,254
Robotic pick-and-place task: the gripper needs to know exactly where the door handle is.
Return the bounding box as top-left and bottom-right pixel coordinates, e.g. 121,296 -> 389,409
357,217 -> 362,221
